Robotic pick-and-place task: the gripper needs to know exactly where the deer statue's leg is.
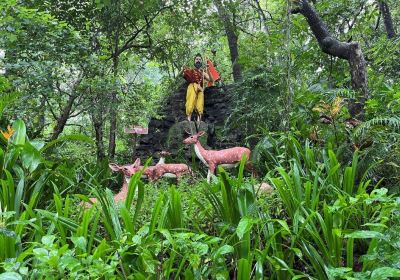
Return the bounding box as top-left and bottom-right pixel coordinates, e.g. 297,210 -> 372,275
147,171 -> 156,182
245,162 -> 257,177
207,164 -> 216,183
207,169 -> 211,183
175,173 -> 182,184
153,171 -> 162,182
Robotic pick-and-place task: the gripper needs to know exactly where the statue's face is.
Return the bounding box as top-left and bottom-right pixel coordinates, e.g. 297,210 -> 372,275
194,56 -> 202,69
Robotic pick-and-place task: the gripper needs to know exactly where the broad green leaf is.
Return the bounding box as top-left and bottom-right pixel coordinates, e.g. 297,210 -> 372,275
237,258 -> 250,280
192,242 -> 208,256
370,267 -> 400,280
344,230 -> 384,239
93,239 -> 110,260
189,253 -> 200,269
11,120 -> 26,146
213,245 -> 234,259
71,236 -> 87,251
0,272 -> 22,280
41,235 -> 55,247
32,248 -> 48,257
21,141 -> 42,173
236,217 -> 255,240
59,255 -> 80,271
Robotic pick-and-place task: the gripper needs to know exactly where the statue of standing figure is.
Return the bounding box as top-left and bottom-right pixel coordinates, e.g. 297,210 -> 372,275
181,53 -> 220,123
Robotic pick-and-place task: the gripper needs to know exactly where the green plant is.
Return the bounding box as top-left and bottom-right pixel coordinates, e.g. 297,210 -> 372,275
266,138 -> 399,279
2,234 -> 119,279
0,119 -> 96,272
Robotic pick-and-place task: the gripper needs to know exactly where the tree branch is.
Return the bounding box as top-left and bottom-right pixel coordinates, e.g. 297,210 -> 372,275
236,25 -> 257,37
292,0 -> 369,117
43,94 -> 58,120
292,0 -> 352,59
378,0 -> 396,38
30,122 -> 50,139
114,5 -> 171,58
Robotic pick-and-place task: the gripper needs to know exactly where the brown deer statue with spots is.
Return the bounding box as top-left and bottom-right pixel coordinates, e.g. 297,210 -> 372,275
83,162 -> 136,208
183,131 -> 255,182
130,158 -> 192,182
83,158 -> 192,208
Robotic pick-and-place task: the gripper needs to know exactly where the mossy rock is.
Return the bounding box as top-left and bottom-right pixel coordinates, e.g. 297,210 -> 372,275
166,121 -> 208,161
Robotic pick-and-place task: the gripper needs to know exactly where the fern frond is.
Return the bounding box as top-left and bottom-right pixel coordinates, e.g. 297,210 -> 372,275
0,92 -> 20,116
354,116 -> 400,137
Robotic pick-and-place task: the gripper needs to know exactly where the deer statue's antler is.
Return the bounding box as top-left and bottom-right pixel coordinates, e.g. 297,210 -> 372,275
184,128 -> 192,135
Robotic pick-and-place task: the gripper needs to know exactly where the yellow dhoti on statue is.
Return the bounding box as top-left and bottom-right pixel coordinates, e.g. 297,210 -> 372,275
185,83 -> 204,117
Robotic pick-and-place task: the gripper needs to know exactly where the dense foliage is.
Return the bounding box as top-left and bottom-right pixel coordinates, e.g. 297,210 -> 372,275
1,0 -> 400,279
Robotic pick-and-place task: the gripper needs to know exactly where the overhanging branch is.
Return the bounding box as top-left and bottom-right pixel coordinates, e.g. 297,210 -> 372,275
292,0 -> 369,117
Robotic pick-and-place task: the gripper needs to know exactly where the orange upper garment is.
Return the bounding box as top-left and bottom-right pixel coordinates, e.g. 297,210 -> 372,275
206,59 -> 220,87
183,68 -> 204,84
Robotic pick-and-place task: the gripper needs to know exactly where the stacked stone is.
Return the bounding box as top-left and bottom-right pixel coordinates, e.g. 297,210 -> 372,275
136,83 -> 238,163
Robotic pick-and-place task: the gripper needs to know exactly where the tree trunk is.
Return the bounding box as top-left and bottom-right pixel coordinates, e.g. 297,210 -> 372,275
39,98 -> 46,130
214,0 -> 243,82
93,116 -> 105,161
108,91 -> 117,159
227,29 -> 243,83
292,0 -> 368,118
108,57 -> 119,159
253,0 -> 269,33
31,98 -> 47,139
348,43 -> 369,117
378,1 -> 396,39
50,94 -> 78,141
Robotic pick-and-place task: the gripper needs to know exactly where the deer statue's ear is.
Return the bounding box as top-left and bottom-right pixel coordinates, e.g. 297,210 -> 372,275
109,163 -> 120,171
133,158 -> 141,167
198,131 -> 205,137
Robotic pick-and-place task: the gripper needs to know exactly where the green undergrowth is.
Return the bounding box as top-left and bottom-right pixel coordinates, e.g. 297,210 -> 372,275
1,120 -> 400,279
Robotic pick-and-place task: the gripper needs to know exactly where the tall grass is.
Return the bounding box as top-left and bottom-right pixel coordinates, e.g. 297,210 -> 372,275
1,121 -> 400,279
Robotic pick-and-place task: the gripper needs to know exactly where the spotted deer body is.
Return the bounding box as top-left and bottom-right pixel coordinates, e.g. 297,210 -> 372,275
131,158 -> 192,182
183,131 -> 253,182
83,157 -> 192,208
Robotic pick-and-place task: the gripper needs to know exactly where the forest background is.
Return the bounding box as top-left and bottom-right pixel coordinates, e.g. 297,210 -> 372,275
1,0 -> 400,279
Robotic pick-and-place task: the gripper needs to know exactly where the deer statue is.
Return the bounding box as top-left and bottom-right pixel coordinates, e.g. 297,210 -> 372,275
130,158 -> 192,182
183,131 -> 255,182
83,157 -> 192,208
157,150 -> 171,165
83,162 -> 136,208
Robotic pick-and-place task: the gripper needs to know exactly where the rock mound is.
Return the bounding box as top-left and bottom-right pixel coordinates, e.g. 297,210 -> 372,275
136,82 -> 238,163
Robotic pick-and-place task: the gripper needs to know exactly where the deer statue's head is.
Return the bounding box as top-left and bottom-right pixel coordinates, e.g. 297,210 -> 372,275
159,150 -> 171,157
109,158 -> 141,177
183,131 -> 205,145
